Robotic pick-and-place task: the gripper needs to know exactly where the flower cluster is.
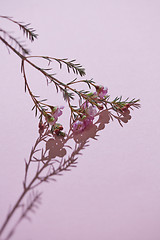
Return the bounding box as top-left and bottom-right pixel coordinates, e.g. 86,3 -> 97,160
72,85 -> 108,133
37,83 -> 138,135
45,106 -> 64,126
38,85 -> 110,134
72,103 -> 97,132
95,85 -> 108,99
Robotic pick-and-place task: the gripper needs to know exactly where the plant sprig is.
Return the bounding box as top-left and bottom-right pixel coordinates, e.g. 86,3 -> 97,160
0,28 -> 30,54
110,97 -> 140,112
22,54 -> 140,125
0,15 -> 38,42
0,16 -> 140,134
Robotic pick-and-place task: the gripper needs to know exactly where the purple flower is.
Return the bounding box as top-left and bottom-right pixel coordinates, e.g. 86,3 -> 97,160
72,120 -> 85,132
52,106 -> 64,119
72,103 -> 98,132
96,85 -> 108,99
46,106 -> 64,125
86,105 -> 97,117
72,106 -> 97,132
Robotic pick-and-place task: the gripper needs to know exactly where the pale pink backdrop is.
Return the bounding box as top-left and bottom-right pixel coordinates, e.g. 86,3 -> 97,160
0,0 -> 160,240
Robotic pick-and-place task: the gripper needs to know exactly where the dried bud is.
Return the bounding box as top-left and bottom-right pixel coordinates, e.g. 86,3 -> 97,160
59,125 -> 63,131
121,106 -> 127,111
122,103 -> 130,111
55,129 -> 60,135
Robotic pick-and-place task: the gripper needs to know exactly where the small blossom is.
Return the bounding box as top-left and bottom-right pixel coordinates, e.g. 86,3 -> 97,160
72,120 -> 85,132
72,103 -> 98,132
96,85 -> 108,99
51,106 -> 64,121
51,106 -> 64,118
86,105 -> 97,117
72,107 -> 97,132
46,106 -> 64,125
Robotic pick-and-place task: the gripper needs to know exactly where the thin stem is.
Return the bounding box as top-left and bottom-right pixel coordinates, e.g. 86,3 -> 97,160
0,36 -> 25,59
22,57 -> 99,108
21,61 -> 43,114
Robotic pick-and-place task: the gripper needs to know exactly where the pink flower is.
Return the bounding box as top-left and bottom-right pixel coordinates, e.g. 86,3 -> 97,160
72,102 -> 98,132
85,105 -> 97,126
72,120 -> 85,132
46,106 -> 64,126
72,105 -> 97,132
96,85 -> 108,99
86,105 -> 97,117
52,106 -> 64,119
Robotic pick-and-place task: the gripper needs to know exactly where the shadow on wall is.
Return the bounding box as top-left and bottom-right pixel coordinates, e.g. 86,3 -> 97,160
0,108 -> 131,240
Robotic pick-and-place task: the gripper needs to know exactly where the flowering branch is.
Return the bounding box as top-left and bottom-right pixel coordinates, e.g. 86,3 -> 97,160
0,16 -> 140,136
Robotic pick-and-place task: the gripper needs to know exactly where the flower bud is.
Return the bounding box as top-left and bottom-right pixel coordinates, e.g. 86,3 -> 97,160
55,129 -> 60,135
59,125 -> 63,130
51,106 -> 57,113
125,103 -> 130,108
87,92 -> 94,97
122,103 -> 130,111
82,115 -> 87,119
49,116 -> 55,122
97,105 -> 104,110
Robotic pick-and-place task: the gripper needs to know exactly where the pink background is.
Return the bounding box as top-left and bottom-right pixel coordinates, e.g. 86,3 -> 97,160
1,0 -> 160,239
